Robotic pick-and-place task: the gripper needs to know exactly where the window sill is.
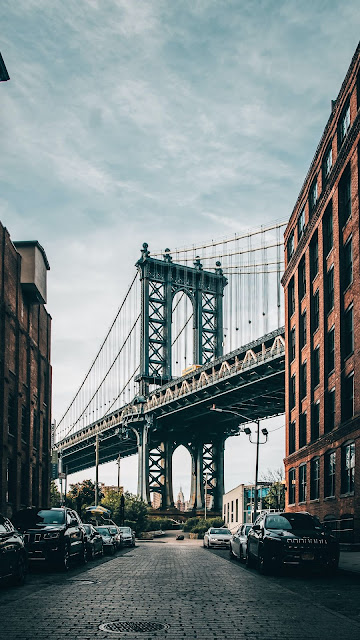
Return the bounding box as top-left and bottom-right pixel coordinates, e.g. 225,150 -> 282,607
312,327 -> 319,336
327,368 -> 335,377
298,501 -> 307,505
324,496 -> 335,501
340,492 -> 354,499
343,351 -> 354,362
309,499 -> 320,503
343,282 -> 353,295
341,215 -> 352,232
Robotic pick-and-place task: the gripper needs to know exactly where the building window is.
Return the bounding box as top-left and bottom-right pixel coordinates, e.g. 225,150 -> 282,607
299,412 -> 307,448
298,257 -> 306,300
324,451 -> 336,498
311,401 -> 320,441
297,207 -> 306,240
322,145 -> 333,183
290,326 -> 296,362
289,421 -> 296,454
299,464 -> 307,503
288,277 -> 295,317
339,164 -> 351,226
235,498 -> 238,522
341,441 -> 355,494
338,101 -> 350,149
343,305 -> 353,358
342,372 -> 354,422
21,405 -> 28,442
342,237 -> 352,290
325,387 -> 335,433
288,468 -> 296,505
300,310 -> 307,349
312,290 -> 319,333
287,230 -> 294,262
310,232 -> 319,280
310,457 -> 320,500
289,374 -> 296,411
300,361 -> 307,400
323,200 -> 333,257
231,500 -> 234,522
326,266 -> 334,313
327,326 -> 335,374
309,179 -> 318,216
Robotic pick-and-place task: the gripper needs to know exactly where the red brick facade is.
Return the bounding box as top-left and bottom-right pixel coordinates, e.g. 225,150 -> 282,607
282,43 -> 360,542
0,222 -> 52,517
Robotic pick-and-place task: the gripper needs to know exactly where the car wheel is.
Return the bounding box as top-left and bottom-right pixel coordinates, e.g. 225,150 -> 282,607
59,545 -> 70,572
88,546 -> 95,561
207,541 -> 210,549
111,544 -> 115,556
13,553 -> 27,586
99,543 -> 104,557
239,546 -> 244,562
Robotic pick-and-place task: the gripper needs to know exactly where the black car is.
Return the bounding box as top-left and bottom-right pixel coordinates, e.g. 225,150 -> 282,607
83,524 -> 104,560
0,514 -> 27,586
12,507 -> 86,571
246,511 -> 340,574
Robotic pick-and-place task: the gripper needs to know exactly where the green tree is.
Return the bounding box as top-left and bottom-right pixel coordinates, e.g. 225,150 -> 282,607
123,492 -> 149,535
261,468 -> 285,511
50,480 -> 61,507
101,489 -> 123,523
66,480 -> 104,519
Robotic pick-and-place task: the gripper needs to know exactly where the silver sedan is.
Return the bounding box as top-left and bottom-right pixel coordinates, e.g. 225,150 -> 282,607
203,527 -> 232,549
229,524 -> 253,562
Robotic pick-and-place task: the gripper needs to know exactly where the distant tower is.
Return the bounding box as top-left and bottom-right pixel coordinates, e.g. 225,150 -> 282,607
176,487 -> 185,512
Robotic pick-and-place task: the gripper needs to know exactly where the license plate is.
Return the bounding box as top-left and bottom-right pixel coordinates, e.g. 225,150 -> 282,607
301,552 -> 314,561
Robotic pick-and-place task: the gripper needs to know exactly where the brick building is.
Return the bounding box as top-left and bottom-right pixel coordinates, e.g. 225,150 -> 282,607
0,222 -> 51,517
282,43 -> 360,542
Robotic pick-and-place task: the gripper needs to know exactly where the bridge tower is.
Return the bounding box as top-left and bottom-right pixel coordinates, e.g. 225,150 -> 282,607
134,243 -> 227,512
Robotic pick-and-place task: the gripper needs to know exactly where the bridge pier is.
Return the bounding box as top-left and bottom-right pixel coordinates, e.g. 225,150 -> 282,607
136,422 -> 150,504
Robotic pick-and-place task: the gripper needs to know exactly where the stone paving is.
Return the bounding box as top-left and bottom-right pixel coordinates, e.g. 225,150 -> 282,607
1,541 -> 360,640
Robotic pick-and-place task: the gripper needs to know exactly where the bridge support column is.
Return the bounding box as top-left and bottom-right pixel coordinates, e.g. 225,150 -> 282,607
162,440 -> 174,509
136,422 -> 150,504
189,442 -> 204,510
212,439 -> 225,512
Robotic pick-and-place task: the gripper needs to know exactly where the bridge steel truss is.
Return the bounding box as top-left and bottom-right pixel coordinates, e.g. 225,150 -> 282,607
54,327 -> 285,513
135,243 -> 227,391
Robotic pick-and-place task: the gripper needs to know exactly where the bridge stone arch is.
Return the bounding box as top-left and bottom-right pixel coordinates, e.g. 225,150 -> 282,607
135,243 -> 227,395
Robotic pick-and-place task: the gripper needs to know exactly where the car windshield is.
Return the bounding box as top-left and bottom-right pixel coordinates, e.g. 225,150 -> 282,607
119,527 -> 131,534
210,529 -> 231,535
13,509 -> 65,528
83,525 -> 92,534
95,527 -> 111,535
265,514 -> 316,531
108,527 -> 117,534
244,525 -> 252,535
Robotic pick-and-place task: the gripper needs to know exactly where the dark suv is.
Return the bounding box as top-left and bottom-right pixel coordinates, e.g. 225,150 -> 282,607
246,511 -> 340,574
12,507 -> 86,571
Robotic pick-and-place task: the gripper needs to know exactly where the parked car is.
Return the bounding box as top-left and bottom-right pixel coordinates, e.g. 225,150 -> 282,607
0,514 -> 27,586
94,526 -> 117,555
246,511 -> 340,574
107,525 -> 122,550
118,526 -> 135,547
176,534 -> 184,541
230,524 -> 253,561
203,527 -> 232,549
83,524 -> 104,560
12,507 -> 86,571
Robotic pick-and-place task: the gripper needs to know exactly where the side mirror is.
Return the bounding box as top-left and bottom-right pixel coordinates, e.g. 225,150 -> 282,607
70,518 -> 78,527
252,524 -> 261,531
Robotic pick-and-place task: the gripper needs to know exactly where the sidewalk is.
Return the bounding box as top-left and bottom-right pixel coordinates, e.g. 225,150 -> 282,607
339,551 -> 360,574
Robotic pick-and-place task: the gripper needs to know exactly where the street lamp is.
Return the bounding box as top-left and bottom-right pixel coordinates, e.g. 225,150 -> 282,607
210,405 -> 269,522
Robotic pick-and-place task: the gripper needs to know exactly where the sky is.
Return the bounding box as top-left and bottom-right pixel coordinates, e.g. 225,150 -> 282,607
1,1 -> 360,502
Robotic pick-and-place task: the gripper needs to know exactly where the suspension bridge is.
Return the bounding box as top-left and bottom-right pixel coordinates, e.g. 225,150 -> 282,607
53,222 -> 287,513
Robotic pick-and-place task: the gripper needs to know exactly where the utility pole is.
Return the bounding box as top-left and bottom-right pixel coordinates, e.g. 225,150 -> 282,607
117,454 -> 121,492
253,420 -> 260,522
95,434 -> 99,506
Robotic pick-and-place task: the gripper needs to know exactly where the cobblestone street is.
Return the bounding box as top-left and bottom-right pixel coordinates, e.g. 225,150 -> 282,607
1,538 -> 360,640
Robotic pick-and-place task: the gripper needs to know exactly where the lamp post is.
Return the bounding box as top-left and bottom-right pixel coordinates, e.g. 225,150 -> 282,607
210,405 -> 268,522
